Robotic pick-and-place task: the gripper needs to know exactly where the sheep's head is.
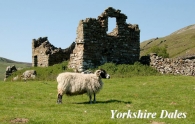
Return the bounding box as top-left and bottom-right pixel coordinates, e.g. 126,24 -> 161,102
95,69 -> 110,79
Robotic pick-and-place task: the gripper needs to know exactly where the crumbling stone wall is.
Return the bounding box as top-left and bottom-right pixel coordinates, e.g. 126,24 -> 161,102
32,37 -> 75,67
68,7 -> 140,72
4,65 -> 17,80
149,53 -> 195,76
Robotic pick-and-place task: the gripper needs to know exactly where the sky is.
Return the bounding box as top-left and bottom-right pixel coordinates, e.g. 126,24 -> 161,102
0,0 -> 195,62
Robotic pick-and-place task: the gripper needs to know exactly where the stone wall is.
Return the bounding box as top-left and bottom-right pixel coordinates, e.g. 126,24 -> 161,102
149,53 -> 195,76
68,7 -> 140,72
4,65 -> 17,79
32,37 -> 75,67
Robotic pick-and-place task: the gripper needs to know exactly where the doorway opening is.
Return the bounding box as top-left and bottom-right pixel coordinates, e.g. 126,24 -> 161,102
34,56 -> 38,67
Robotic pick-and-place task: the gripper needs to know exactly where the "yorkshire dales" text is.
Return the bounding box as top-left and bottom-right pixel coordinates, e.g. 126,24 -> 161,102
111,110 -> 187,119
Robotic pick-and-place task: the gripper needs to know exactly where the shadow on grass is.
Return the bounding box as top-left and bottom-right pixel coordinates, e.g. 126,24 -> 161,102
73,99 -> 131,104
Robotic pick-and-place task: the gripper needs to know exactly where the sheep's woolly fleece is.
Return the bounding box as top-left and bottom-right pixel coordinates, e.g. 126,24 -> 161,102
57,72 -> 103,96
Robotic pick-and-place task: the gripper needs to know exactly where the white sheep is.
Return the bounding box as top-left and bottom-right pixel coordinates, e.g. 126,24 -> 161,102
56,69 -> 110,104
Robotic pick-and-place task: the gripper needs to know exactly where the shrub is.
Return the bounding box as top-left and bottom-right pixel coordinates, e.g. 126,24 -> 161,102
147,45 -> 169,58
97,63 -> 117,75
98,62 -> 159,78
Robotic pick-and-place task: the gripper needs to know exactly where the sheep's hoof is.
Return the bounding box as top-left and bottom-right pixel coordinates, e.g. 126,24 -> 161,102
57,94 -> 62,104
57,99 -> 62,104
57,102 -> 62,104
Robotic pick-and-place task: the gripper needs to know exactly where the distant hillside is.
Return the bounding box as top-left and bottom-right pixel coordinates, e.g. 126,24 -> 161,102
0,57 -> 31,80
140,24 -> 195,58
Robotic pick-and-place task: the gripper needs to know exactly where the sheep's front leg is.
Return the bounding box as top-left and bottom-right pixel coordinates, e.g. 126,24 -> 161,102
89,95 -> 92,104
57,94 -> 63,104
93,93 -> 96,103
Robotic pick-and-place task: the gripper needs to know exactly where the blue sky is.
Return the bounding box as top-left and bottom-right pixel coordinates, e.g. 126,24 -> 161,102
0,0 -> 195,62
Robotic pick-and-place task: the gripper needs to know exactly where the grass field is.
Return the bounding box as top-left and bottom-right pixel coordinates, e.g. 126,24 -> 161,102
0,75 -> 195,124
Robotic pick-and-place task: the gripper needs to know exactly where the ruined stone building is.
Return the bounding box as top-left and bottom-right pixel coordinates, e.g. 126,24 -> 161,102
32,7 -> 140,71
32,37 -> 75,67
68,7 -> 140,72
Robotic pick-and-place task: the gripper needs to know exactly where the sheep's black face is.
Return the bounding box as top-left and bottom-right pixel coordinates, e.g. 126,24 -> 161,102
100,69 -> 110,79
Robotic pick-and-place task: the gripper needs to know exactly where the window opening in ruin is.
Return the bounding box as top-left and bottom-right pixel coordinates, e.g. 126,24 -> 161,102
107,17 -> 116,34
34,56 -> 38,67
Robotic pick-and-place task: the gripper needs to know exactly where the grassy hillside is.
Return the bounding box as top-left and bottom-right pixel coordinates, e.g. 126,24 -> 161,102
0,76 -> 194,123
140,24 -> 195,58
0,57 -> 31,80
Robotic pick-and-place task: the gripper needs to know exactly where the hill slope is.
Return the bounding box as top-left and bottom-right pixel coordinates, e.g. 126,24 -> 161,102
0,57 -> 31,80
140,24 -> 195,58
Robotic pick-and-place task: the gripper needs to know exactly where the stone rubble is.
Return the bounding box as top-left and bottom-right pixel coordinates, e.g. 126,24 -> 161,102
5,65 -> 17,78
150,53 -> 195,76
4,65 -> 17,81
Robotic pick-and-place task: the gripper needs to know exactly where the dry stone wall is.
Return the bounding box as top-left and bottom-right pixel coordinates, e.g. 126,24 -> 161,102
68,7 -> 140,72
32,37 -> 75,67
150,53 -> 195,76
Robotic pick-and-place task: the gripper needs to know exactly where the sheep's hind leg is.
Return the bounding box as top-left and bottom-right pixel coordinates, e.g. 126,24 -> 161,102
89,95 -> 92,104
57,94 -> 62,104
93,93 -> 96,103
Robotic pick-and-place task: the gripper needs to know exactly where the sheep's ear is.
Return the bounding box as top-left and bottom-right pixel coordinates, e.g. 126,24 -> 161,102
96,70 -> 101,77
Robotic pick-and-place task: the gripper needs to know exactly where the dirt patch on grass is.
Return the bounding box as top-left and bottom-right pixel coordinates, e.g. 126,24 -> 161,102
10,118 -> 29,123
151,121 -> 165,124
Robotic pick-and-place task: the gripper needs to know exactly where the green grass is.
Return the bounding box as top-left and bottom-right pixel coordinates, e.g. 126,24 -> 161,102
0,75 -> 195,124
